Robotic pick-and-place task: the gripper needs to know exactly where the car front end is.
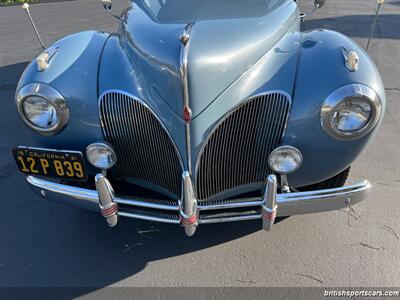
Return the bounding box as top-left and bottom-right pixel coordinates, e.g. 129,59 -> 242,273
13,0 -> 385,236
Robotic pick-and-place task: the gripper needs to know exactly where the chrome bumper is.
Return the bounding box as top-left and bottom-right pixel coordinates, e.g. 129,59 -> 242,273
27,175 -> 371,235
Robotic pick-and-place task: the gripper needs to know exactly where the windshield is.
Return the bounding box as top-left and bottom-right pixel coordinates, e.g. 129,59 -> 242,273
134,0 -> 289,23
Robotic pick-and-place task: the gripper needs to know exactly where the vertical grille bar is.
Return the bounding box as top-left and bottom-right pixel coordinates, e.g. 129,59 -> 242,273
195,92 -> 291,201
99,91 -> 182,197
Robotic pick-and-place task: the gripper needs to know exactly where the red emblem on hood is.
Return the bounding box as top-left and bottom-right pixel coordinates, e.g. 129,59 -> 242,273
183,105 -> 192,123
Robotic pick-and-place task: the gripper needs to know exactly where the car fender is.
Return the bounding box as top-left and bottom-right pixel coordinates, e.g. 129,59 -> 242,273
16,30 -> 109,153
285,29 -> 386,187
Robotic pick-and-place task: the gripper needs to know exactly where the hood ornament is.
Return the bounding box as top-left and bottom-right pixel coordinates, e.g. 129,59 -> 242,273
180,22 -> 195,45
341,47 -> 359,72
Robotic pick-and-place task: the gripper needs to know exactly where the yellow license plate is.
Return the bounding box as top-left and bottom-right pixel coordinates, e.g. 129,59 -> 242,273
13,147 -> 87,181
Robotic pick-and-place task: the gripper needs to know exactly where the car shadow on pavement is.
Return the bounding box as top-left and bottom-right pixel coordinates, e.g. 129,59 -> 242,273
0,62 -> 28,93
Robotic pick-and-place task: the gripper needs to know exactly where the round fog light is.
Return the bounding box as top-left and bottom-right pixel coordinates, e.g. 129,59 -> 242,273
86,143 -> 117,170
268,146 -> 303,174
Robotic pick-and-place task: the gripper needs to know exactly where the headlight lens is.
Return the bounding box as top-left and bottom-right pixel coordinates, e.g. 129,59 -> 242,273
331,98 -> 372,132
22,96 -> 58,128
86,143 -> 117,170
268,146 -> 303,174
16,83 -> 69,135
321,84 -> 382,140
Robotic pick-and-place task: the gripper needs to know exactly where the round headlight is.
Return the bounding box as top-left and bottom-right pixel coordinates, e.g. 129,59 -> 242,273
268,146 -> 303,174
22,96 -> 58,128
321,84 -> 382,140
16,83 -> 69,135
86,143 -> 117,170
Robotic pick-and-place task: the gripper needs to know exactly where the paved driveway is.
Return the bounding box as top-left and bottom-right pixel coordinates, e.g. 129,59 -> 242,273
0,0 -> 399,293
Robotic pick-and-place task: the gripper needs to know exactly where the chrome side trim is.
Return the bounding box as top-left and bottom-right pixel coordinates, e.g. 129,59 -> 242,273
16,83 -> 69,136
179,22 -> 195,173
320,84 -> 382,141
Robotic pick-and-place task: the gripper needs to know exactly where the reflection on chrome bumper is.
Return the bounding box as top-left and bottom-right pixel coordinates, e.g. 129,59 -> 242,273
27,175 -> 371,228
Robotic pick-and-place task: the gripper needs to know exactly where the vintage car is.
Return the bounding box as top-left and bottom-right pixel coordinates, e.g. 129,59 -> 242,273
13,0 -> 385,236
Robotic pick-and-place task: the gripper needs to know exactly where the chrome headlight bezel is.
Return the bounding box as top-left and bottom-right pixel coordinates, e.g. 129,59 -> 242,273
321,84 -> 382,141
16,83 -> 69,136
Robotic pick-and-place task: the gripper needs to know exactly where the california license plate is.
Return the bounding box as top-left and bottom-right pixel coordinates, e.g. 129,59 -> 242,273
12,147 -> 87,181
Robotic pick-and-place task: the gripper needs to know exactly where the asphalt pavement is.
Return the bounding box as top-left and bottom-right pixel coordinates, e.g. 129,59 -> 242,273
0,0 -> 399,293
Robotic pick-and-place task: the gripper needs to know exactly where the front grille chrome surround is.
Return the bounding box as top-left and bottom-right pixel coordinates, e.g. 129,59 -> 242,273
195,91 -> 291,201
99,90 -> 183,198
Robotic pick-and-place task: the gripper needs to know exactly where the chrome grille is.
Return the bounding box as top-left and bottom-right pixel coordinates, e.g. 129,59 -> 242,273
195,92 -> 291,201
99,91 -> 182,197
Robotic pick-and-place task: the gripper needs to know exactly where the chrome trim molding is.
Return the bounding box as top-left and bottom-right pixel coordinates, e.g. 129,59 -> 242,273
27,176 -> 371,225
321,83 -> 382,141
16,83 -> 69,136
179,22 -> 195,173
119,212 -> 180,224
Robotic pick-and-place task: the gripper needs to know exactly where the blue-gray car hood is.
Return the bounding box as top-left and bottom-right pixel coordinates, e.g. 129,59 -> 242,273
119,0 -> 299,118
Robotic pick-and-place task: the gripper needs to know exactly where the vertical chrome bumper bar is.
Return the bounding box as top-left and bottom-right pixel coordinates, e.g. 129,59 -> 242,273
95,174 -> 118,227
262,175 -> 278,231
179,171 -> 198,237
